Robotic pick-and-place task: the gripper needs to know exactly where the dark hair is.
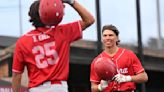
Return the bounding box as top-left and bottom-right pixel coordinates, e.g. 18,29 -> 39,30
28,0 -> 45,28
102,24 -> 120,45
102,24 -> 119,36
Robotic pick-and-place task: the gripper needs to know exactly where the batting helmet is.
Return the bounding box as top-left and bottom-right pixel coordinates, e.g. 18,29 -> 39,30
39,0 -> 64,26
94,57 -> 117,80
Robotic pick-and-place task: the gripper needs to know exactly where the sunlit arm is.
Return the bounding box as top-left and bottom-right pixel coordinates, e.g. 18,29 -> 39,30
91,82 -> 99,92
131,71 -> 148,83
71,1 -> 95,30
12,72 -> 22,92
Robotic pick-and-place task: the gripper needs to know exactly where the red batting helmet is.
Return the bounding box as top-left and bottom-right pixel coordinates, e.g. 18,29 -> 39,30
39,0 -> 64,26
94,57 -> 117,80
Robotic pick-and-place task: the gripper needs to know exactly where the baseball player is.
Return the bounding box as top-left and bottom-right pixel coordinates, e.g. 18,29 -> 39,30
90,25 -> 148,92
12,0 -> 95,92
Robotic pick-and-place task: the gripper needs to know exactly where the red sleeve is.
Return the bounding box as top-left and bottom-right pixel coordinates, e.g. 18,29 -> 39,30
61,21 -> 82,42
131,51 -> 145,74
12,40 -> 25,73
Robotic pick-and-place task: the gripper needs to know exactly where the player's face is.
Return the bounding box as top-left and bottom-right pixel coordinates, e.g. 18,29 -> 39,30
102,29 -> 118,48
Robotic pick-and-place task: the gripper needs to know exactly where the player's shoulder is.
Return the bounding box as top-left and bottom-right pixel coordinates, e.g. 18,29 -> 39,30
16,29 -> 36,43
119,47 -> 136,56
57,21 -> 80,28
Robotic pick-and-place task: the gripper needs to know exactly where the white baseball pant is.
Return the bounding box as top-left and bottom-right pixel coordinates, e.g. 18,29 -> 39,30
28,81 -> 68,92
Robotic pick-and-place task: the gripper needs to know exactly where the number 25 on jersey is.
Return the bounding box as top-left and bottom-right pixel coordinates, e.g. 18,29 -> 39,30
32,41 -> 59,68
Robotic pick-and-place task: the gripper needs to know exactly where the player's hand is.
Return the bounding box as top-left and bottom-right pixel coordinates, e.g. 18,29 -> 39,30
113,74 -> 132,84
62,0 -> 75,5
98,80 -> 109,91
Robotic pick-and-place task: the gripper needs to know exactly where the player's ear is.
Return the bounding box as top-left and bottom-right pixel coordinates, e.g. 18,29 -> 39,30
63,4 -> 65,15
63,3 -> 66,8
116,36 -> 119,41
116,37 -> 120,45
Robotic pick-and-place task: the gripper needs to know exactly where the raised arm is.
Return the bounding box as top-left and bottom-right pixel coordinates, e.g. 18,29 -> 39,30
63,0 -> 95,30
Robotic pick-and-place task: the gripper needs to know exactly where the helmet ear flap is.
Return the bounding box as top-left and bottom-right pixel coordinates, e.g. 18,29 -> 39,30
39,0 -> 64,26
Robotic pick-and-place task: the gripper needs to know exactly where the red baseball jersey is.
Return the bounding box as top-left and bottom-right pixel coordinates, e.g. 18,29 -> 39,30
90,48 -> 145,91
12,21 -> 82,88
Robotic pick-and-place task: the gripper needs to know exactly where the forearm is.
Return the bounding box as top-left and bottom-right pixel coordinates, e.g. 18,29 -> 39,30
131,72 -> 148,83
71,1 -> 95,30
114,72 -> 148,84
91,83 -> 99,92
12,72 -> 22,92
